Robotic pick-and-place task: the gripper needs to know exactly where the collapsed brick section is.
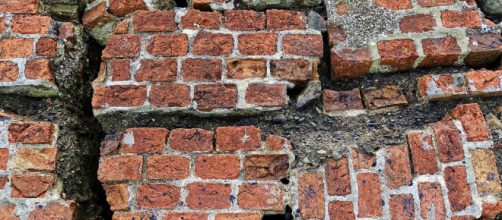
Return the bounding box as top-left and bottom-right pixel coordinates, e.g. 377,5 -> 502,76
0,113 -> 75,219
98,126 -> 294,219
297,103 -> 502,219
0,0 -> 61,97
91,9 -> 323,115
329,0 -> 502,81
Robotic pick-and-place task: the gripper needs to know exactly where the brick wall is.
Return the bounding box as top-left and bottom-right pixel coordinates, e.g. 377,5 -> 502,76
0,113 -> 75,219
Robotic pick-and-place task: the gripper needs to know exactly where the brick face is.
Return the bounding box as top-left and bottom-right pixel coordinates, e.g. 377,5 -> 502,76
433,120 -> 464,162
0,0 -> 39,14
224,10 -> 265,30
328,201 -> 355,220
193,33 -> 233,55
451,103 -> 489,141
271,59 -> 312,83
195,154 -> 240,179
282,34 -> 323,56
325,158 -> 351,195
441,10 -> 481,29
357,173 -> 382,218
133,10 -> 177,33
109,0 -> 147,17
187,183 -> 231,209
181,10 -> 222,30
169,128 -> 214,152
227,59 -> 266,79
194,84 -> 238,111
331,48 -> 372,80
266,10 -> 306,30
444,166 -> 473,212
102,35 -> 141,59
11,174 -> 53,198
377,39 -> 418,71
182,58 -> 222,81
400,14 -> 436,33
0,38 -> 34,58
418,182 -> 446,219
136,59 -> 177,82
245,83 -> 287,107
238,183 -> 283,211
298,172 -> 324,219
243,154 -> 289,180
149,84 -> 191,107
92,85 -> 147,108
238,33 -> 277,55
146,155 -> 190,180
407,131 -> 439,174
390,194 -> 415,219
0,61 -> 19,82
375,0 -> 412,10
216,126 -> 261,151
420,37 -> 461,68
8,122 -> 53,144
384,146 -> 412,189
147,34 -> 188,57
121,128 -> 167,153
11,15 -> 52,34
136,183 -> 180,209
98,155 -> 143,182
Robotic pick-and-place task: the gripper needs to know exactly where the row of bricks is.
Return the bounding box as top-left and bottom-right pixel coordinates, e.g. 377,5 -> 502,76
0,59 -> 54,82
374,0 -> 476,10
0,202 -> 75,219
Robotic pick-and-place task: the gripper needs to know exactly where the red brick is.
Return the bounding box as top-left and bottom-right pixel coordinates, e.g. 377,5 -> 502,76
110,60 -> 130,81
182,58 -> 222,81
136,183 -> 180,209
102,35 -> 141,59
452,216 -> 476,220
149,84 -> 191,107
216,126 -> 261,151
0,204 -> 17,219
133,10 -> 176,33
420,37 -> 461,68
377,39 -> 418,71
433,120 -> 464,162
0,61 -> 18,82
11,174 -> 53,198
82,3 -> 113,28
0,175 -> 7,190
266,10 -> 306,30
245,83 -> 287,107
400,14 -> 436,33
352,150 -> 376,170
238,33 -> 277,55
325,158 -> 351,196
28,202 -> 75,220
0,18 -> 5,33
181,10 -> 221,29
193,33 -> 233,56
238,183 -> 283,211
0,38 -> 33,58
323,89 -> 364,111
8,122 -> 53,144
195,154 -> 240,179
147,155 -> 190,180
114,19 -> 130,34
482,202 -> 502,219
418,182 -> 446,219
390,194 -> 415,220
266,135 -> 291,150
191,0 -> 227,9
147,34 -> 188,57
441,10 -> 481,29
417,74 -> 467,99
98,155 -> 143,182
215,213 -> 261,220
417,0 -> 454,6
169,128 -> 214,152
194,84 -> 238,111
470,149 -> 502,195
112,212 -> 150,220
25,59 -> 53,82
464,34 -> 502,67
136,59 -> 177,82
407,131 -> 438,175
58,22 -> 76,40
328,25 -> 346,46
330,48 -> 372,80
109,0 -> 147,17
162,212 -> 209,220
444,166 -> 473,212
224,10 -> 265,31
36,38 -> 57,57
103,184 -> 129,211
385,146 -> 412,189
12,148 -> 57,171
0,0 -> 38,14
92,85 -> 147,108
362,85 -> 408,109
0,148 -> 7,170
227,59 -> 266,79
282,34 -> 323,57
244,154 -> 289,180
375,0 -> 412,9
121,127 -> 167,153
328,201 -> 355,220
271,59 -> 312,83
187,183 -> 231,209
298,172 -> 324,218
451,103 -> 489,141
357,173 -> 383,218
466,70 -> 502,95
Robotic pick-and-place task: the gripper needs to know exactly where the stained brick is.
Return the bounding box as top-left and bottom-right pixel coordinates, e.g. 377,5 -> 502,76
420,37 -> 461,68
377,39 -> 418,71
114,19 -> 130,34
451,103 -> 489,141
238,183 -> 283,211
418,182 -> 445,219
0,0 -> 39,14
194,84 -> 238,111
266,135 -> 291,150
362,85 -> 408,109
195,154 -> 240,179
136,183 -> 180,209
103,184 -> 129,211
0,38 -> 34,58
102,35 -> 141,59
385,146 -> 412,189
390,194 -> 415,220
110,60 -> 131,81
464,34 -> 502,67
441,10 -> 481,29
82,3 -> 113,28
470,149 -> 502,195
328,201 -> 355,220
330,48 -> 372,80
224,10 -> 265,31
28,202 -> 75,220
215,213 -> 262,220
244,154 -> 289,180
36,38 -> 57,57
0,61 -> 19,82
25,59 -> 53,82
466,70 -> 502,95
352,150 -> 376,170
150,84 -> 191,107
136,59 -> 177,82
181,10 -> 221,30
357,173 -> 382,218
12,148 -> 57,171
193,33 -> 233,56
238,33 -> 277,55
298,172 -> 324,218
374,0 -> 412,10
407,131 -> 439,174
182,58 -> 222,82
0,204 -> 17,219
187,183 -> 231,209
226,59 -> 266,79
417,0 -> 454,6
326,158 -> 351,196
216,126 -> 261,151
417,74 -> 467,99
323,89 -> 364,112
11,174 -> 53,198
271,59 -> 312,83
444,166 -> 473,212
133,10 -> 177,33
433,120 -> 464,162
169,128 -> 214,152
98,155 -> 143,182
121,127 -> 168,153
92,85 -> 147,108
245,83 -> 287,107
147,34 -> 188,57
482,202 -> 502,219
8,122 -> 53,144
109,0 -> 147,17
266,10 -> 306,30
400,14 -> 436,33
112,212 -> 150,220
282,34 -> 323,57
147,155 -> 190,180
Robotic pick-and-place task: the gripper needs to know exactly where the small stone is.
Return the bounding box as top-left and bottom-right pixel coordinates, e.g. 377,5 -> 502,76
296,80 -> 322,108
307,11 -> 327,32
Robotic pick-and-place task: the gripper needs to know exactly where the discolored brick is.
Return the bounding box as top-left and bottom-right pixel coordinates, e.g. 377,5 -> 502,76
433,120 -> 464,162
245,83 -> 287,107
266,10 -> 306,30
28,202 -> 75,220
224,10 -> 265,31
271,59 -> 312,84
11,174 -> 53,198
400,14 -> 436,33
282,34 -> 323,57
323,89 -> 364,112
103,184 -> 129,211
470,149 -> 501,195
325,158 -> 351,196
444,166 -> 473,212
328,201 -> 355,220
181,10 -> 221,30
441,10 -> 481,29
226,59 -> 266,79
0,38 -> 34,58
420,37 -> 461,68
216,126 -> 261,151
135,59 -> 177,82
12,148 -> 57,171
238,183 -> 283,211
384,146 -> 412,189
451,103 -> 489,141
362,85 -> 408,109
244,154 -> 289,180
136,183 -> 180,209
464,33 -> 502,67
417,74 -> 467,99
169,128 -> 214,152
298,172 -> 324,218
466,70 -> 501,95
102,35 -> 141,59
194,84 -> 237,111
377,39 -> 418,71
121,127 -> 168,153
8,122 -> 53,144
407,131 -> 439,174
352,150 -> 376,170
357,173 -> 382,218
146,155 -> 190,180
187,183 -> 231,209
418,182 -> 446,219
266,135 -> 291,150
0,61 -> 19,82
82,3 -> 113,28
390,194 -> 415,220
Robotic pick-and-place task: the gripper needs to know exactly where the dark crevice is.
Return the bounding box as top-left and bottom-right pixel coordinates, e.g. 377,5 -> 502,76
280,178 -> 290,185
262,205 -> 294,220
175,0 -> 188,8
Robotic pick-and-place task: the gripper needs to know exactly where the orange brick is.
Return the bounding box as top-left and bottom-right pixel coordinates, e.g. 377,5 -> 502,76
169,128 -> 214,152
195,154 -> 240,179
193,33 -> 233,56
0,38 -> 33,58
224,10 -> 265,31
8,122 -> 53,144
147,34 -> 188,57
182,58 -> 222,81
238,183 -> 283,211
103,184 -> 129,211
330,48 -> 372,80
245,83 -> 287,107
110,59 -> 130,81
243,154 -> 289,180
36,38 -> 57,57
187,183 -> 231,209
11,174 -> 53,198
444,166 -> 473,212
0,148 -> 8,170
0,0 -> 39,14
432,120 -> 464,162
0,61 -> 19,82
390,194 -> 415,219
102,35 -> 141,59
328,201 -> 355,220
149,84 -> 191,107
420,37 -> 461,68
109,0 -> 147,17
377,39 -> 418,71
121,128 -> 168,153
375,0 -> 412,10
181,10 -> 221,29
136,183 -> 180,209
407,131 -> 439,174
98,155 -> 143,182
147,155 -> 190,180
298,172 -> 324,218
400,14 -> 436,33
92,85 -> 147,108
451,103 -> 489,141
25,59 -> 53,82
441,10 -> 481,29
282,34 -> 323,57
226,59 -> 266,79
136,59 -> 177,82
384,146 -> 412,189
357,173 -> 382,218
238,33 -> 277,55
417,0 -> 454,6
325,157 -> 351,196
162,212 -> 209,220
216,126 -> 261,151
12,148 -> 57,171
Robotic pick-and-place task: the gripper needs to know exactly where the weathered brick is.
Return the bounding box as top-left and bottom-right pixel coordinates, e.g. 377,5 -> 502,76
444,166 -> 473,212
418,182 -> 446,219
328,25 -> 346,46
136,183 -> 180,209
323,89 -> 364,112
193,33 -> 233,55
420,37 -> 461,68
357,173 -> 382,218
28,202 -> 75,220
194,84 -> 238,111
375,0 -> 412,10
191,0 -> 227,10
110,60 -> 130,81
464,34 -> 502,67
25,59 -> 53,82
0,61 -> 19,82
0,38 -> 33,58
112,212 -> 150,220
0,18 -> 4,33
226,59 -> 266,79
238,183 -> 283,211
352,150 -> 376,170
195,154 -> 240,179
121,127 -> 167,153
407,131 -> 438,174
0,204 -> 17,219
325,158 -> 351,196
282,34 -> 323,57
182,58 -> 222,82
328,201 -> 355,220
12,148 -> 57,171
266,135 -> 291,150
224,10 -> 265,31
11,174 -> 53,198
147,34 -> 188,57
441,10 -> 481,29
92,85 -> 147,108
58,22 -> 76,40
0,175 -> 7,190
109,0 -> 147,17
433,120 -> 464,162
136,59 -> 177,82
215,213 -> 261,220
400,14 -> 436,33
238,33 -> 277,55
133,10 -> 176,33
482,202 -> 502,219
451,103 -> 489,141
271,59 -> 312,83
298,172 -> 324,218
417,74 -> 467,99
8,122 -> 53,144
36,38 -> 57,57
103,184 -> 129,211
331,48 -> 372,80
470,149 -> 501,195
451,216 -> 476,220
417,0 -> 454,6
362,85 -> 408,109
377,39 -> 418,71
102,35 -> 141,59
169,128 -> 214,152
266,10 -> 306,30
150,84 -> 191,107
0,0 -> 38,14
466,70 -> 502,95
244,154 -> 289,180
147,155 -> 190,180
181,10 -> 221,30
385,146 -> 412,189
216,126 -> 261,151
98,155 -> 143,182
162,212 -> 209,220
390,194 -> 415,220
0,148 -> 7,170
187,183 -> 231,209
245,83 -> 287,107
114,19 -> 130,34
82,3 -> 113,28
